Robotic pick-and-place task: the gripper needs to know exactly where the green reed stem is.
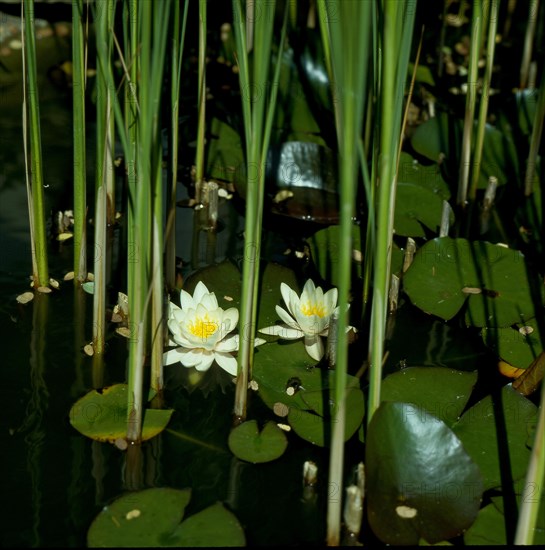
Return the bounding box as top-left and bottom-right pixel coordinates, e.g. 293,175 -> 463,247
126,0 -> 170,441
524,66 -> 545,196
514,374 -> 545,544
195,0 -> 207,204
92,0 -> 116,356
233,0 -> 280,421
457,0 -> 483,206
22,0 -> 49,288
322,2 -> 371,543
469,0 -> 498,201
165,0 -> 189,290
72,0 -> 87,283
368,1 -> 416,423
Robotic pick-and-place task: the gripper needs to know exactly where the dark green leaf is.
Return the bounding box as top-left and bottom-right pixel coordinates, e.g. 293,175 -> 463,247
366,402 -> 483,545
228,420 -> 288,463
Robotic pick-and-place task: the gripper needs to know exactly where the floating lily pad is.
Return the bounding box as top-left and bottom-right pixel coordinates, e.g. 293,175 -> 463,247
228,420 -> 288,463
411,113 -> 509,188
403,237 -> 541,327
452,384 -> 538,490
287,381 -> 364,446
482,318 -> 543,369
253,340 -> 364,446
398,152 -> 451,198
307,224 -> 362,286
366,402 -> 483,545
381,367 -> 477,427
69,384 -> 174,443
206,117 -> 244,185
394,182 -> 453,237
87,488 -> 245,547
463,503 -> 509,545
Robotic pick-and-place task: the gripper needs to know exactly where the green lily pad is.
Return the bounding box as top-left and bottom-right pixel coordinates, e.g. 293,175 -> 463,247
228,420 -> 288,463
452,384 -> 538,490
287,381 -> 364,446
394,182 -> 453,237
87,488 -> 246,547
170,502 -> 246,547
381,367 -> 478,427
253,340 -> 364,446
403,237 -> 541,327
411,113 -> 509,188
366,402 -> 483,545
398,153 -> 451,200
463,503 -> 509,545
307,224 -> 363,286
482,318 -> 543,369
69,384 -> 174,443
206,117 -> 244,185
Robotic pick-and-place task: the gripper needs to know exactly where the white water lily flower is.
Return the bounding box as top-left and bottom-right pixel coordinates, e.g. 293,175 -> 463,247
163,281 -> 264,376
259,279 -> 354,361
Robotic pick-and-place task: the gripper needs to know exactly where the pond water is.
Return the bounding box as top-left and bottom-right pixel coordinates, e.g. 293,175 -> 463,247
0,8 -> 498,548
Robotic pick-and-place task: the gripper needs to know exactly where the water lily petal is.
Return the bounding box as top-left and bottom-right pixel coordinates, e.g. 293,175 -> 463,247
170,331 -> 195,349
180,288 -> 196,311
178,347 -> 207,367
275,305 -> 300,330
304,334 -> 324,361
324,287 -> 338,315
280,282 -> 301,318
200,291 -> 219,311
163,347 -> 186,366
222,307 -> 239,334
194,350 -> 215,371
259,324 -> 304,339
215,334 -> 239,352
254,337 -> 267,347
192,281 -> 210,304
214,351 -> 238,376
300,279 -> 317,306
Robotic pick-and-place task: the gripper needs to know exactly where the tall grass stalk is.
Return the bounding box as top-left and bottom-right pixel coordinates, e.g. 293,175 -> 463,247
468,0 -> 498,201
22,0 -> 49,288
320,1 -> 371,543
368,1 -> 417,422
72,0 -> 88,283
92,0 -> 116,356
165,0 -> 189,290
520,0 -> 540,89
524,66 -> 545,196
125,0 -> 171,440
457,0 -> 483,206
514,375 -> 545,544
232,0 -> 281,421
194,0 -> 207,204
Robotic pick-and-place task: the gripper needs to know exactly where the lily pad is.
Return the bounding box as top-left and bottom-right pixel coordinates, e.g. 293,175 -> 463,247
206,117 -> 244,185
463,503 -> 509,545
403,237 -> 541,327
228,420 -> 288,463
307,224 -> 363,286
398,152 -> 451,200
87,488 -> 246,547
366,402 -> 483,545
411,113 -> 509,188
394,182 -> 453,237
69,384 -> 174,443
482,318 -> 543,369
381,367 -> 478,427
253,340 -> 364,446
452,384 -> 538,490
287,381 -> 364,446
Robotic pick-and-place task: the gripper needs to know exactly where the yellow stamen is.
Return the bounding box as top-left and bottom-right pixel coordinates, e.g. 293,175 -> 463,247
300,301 -> 326,317
187,314 -> 218,339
